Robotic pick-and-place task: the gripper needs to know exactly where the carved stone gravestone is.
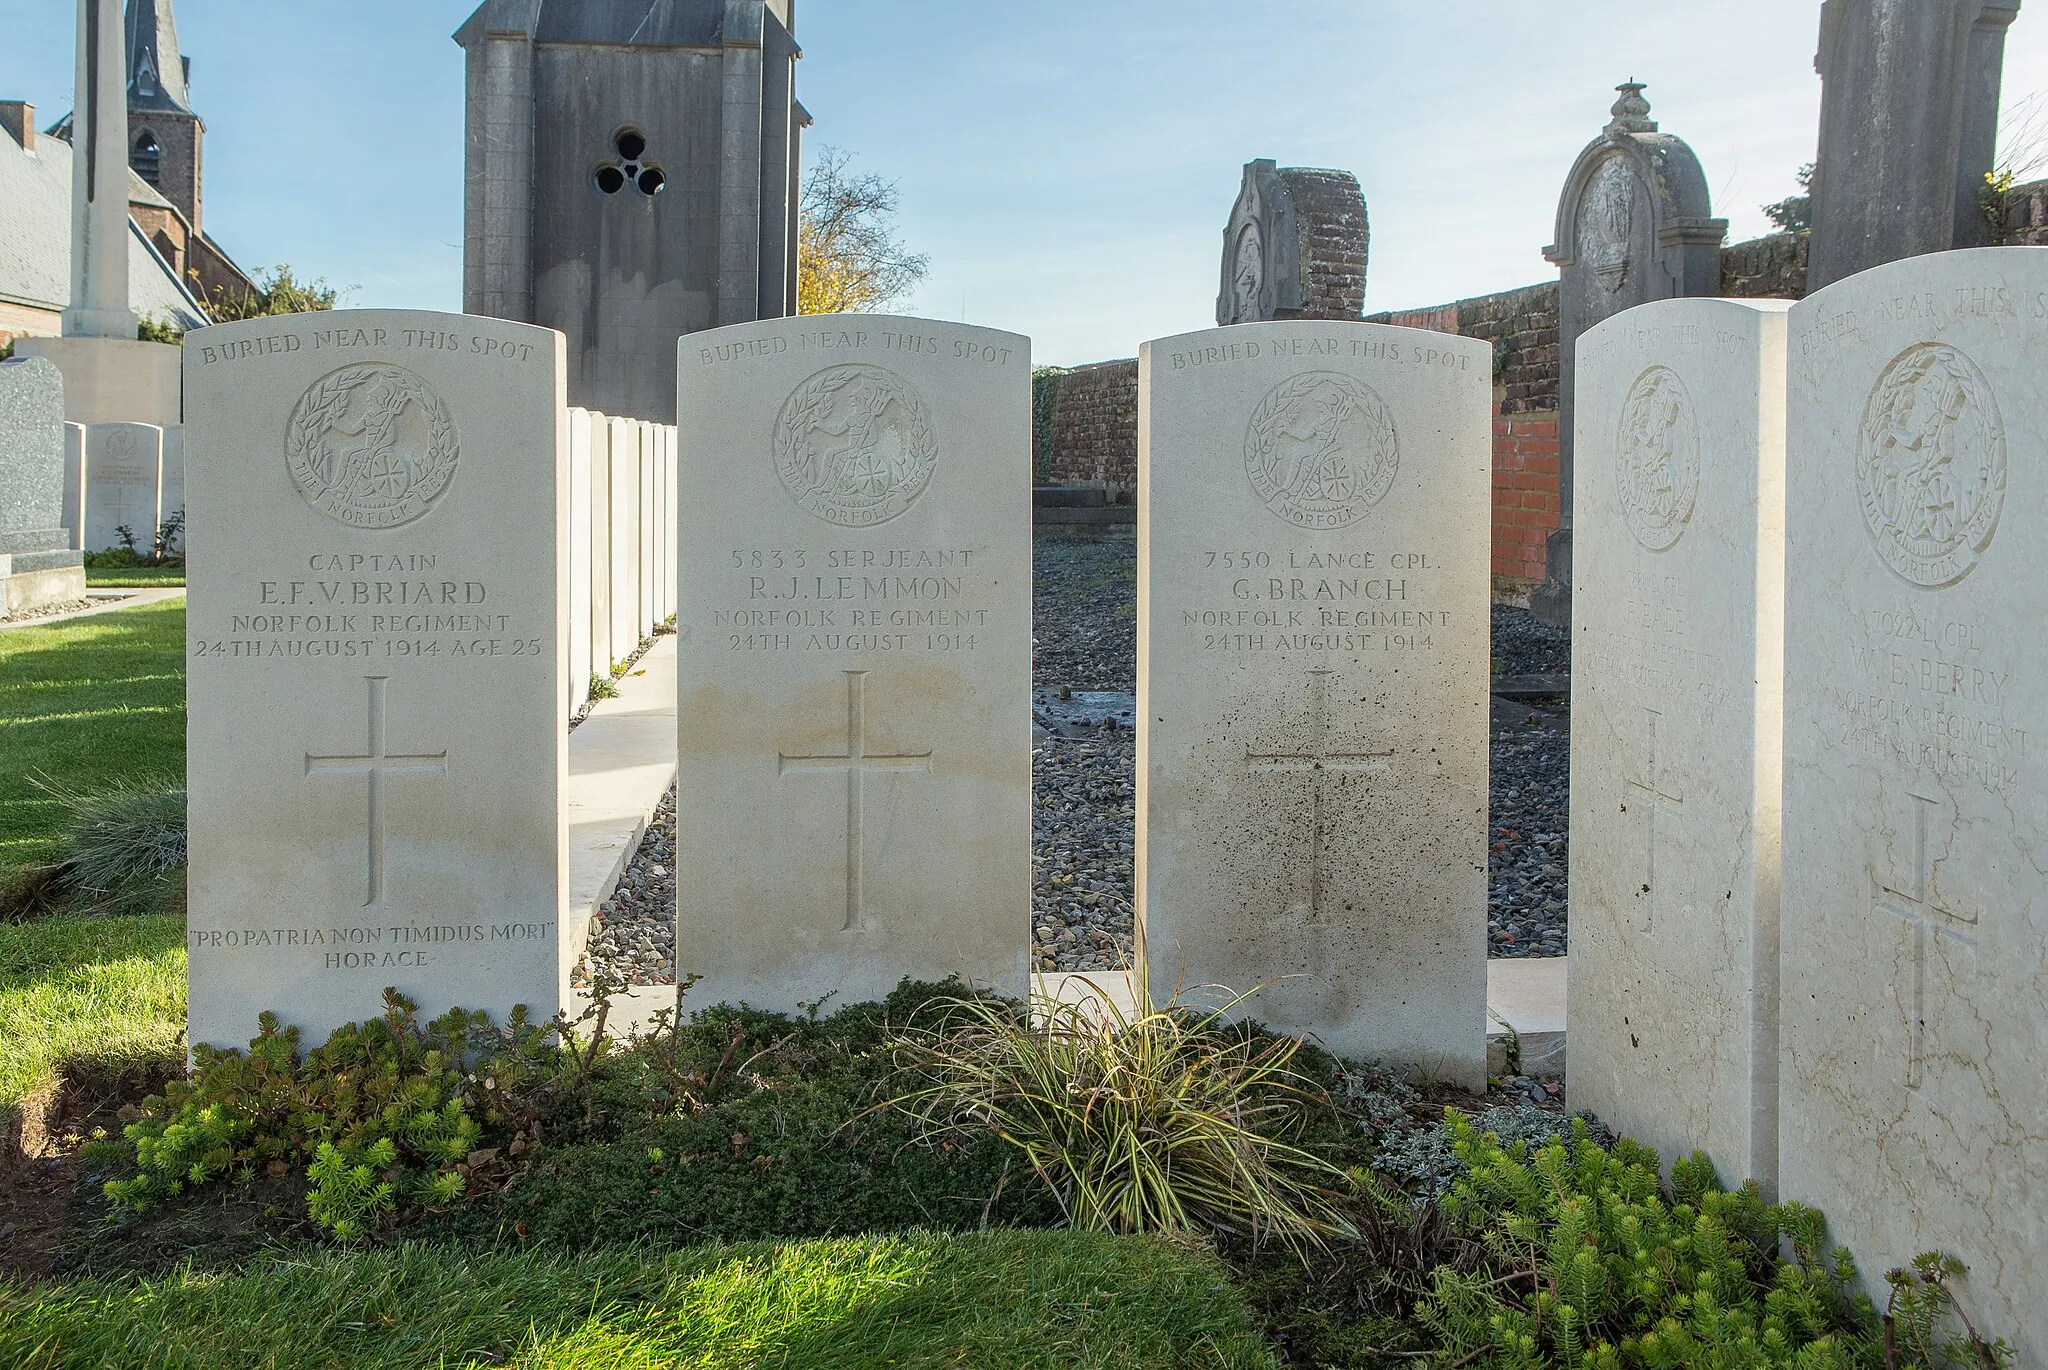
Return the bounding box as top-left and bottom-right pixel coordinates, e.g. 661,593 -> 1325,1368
676,316 -> 1032,1009
82,422 -> 164,555
1138,322 -> 1491,1084
1568,298 -> 1791,1192
0,357 -> 86,616
1534,84 -> 1726,627
183,309 -> 569,1050
1808,1 -> 2023,292
1217,160 -> 1370,327
1783,247 -> 2048,1351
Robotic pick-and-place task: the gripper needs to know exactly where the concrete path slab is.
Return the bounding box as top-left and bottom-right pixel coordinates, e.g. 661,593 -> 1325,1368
0,586 -> 185,630
559,634 -> 677,1003
1487,955 -> 1567,1078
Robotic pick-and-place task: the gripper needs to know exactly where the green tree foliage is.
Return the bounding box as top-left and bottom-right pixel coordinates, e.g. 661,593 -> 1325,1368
798,147 -> 931,315
1763,163 -> 1815,233
202,264 -> 340,323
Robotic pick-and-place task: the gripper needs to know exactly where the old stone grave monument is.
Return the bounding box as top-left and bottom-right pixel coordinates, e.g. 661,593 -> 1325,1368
1784,247 -> 2047,1353
1533,83 -> 1726,627
0,357 -> 87,616
676,315 -> 1032,1009
82,422 -> 163,555
1808,0 -> 2023,291
1216,159 -> 1369,327
1138,320 -> 1490,1085
183,309 -> 569,1049
1567,298 -> 1790,1192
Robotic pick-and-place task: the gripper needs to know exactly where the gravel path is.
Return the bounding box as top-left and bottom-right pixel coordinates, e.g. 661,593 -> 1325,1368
1487,605 -> 1571,958
582,544 -> 1575,987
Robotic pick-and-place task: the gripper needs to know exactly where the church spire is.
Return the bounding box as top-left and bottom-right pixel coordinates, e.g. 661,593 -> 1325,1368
126,0 -> 193,115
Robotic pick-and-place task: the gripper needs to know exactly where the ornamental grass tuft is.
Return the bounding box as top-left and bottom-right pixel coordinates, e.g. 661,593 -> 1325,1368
40,775 -> 187,916
885,980 -> 1350,1249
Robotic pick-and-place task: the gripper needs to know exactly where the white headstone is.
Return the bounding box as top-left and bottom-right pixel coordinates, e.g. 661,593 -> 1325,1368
1567,297 -> 1790,1190
656,424 -> 675,623
82,422 -> 162,554
676,315 -> 1033,1008
587,411 -> 613,681
1138,322 -> 1490,1084
606,415 -> 638,664
638,420 -> 657,637
62,422 -> 84,550
567,408 -> 594,715
160,425 -> 185,554
183,309 -> 569,1050
1783,247 -> 2048,1352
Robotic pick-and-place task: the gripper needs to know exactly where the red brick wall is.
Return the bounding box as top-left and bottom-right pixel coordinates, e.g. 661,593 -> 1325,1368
1039,358 -> 1139,493
1370,282 -> 1562,591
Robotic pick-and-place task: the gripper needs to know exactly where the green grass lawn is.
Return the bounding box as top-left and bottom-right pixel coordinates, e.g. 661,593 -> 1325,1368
0,914 -> 185,1114
0,1231 -> 1280,1370
0,600 -> 186,877
84,568 -> 186,589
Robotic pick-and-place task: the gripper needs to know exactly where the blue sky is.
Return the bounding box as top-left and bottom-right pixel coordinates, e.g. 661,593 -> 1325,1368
6,1 -> 2048,365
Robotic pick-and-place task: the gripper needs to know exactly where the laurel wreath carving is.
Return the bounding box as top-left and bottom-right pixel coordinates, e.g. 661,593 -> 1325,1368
286,364 -> 460,530
773,364 -> 938,527
1243,371 -> 1399,529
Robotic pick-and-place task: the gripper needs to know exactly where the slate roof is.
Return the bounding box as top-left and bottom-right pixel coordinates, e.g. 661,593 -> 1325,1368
0,127 -> 210,330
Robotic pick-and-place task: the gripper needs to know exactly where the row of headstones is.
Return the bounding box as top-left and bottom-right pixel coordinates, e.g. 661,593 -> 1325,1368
564,409 -> 677,717
1571,247 -> 2045,1354
61,421 -> 186,555
176,253 -> 2043,1355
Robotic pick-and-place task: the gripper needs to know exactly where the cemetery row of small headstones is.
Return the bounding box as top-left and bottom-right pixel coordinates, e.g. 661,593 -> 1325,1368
50,420 -> 187,558
177,248 -> 2046,1360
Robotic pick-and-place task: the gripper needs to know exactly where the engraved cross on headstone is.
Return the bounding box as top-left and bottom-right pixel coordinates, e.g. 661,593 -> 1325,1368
305,676 -> 449,908
1246,670 -> 1393,920
1621,707 -> 1685,934
1870,793 -> 1979,1090
779,671 -> 933,933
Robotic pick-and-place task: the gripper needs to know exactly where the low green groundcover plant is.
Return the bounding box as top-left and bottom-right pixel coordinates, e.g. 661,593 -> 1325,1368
1228,1111 -> 2009,1368
0,1230 -> 1284,1370
90,982 -> 1062,1245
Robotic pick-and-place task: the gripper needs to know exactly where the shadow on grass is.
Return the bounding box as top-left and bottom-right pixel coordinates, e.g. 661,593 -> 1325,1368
2,1231 -> 1282,1370
0,602 -> 186,878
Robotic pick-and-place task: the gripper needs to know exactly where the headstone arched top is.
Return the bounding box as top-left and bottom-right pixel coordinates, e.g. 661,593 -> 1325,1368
1544,83 -> 1726,306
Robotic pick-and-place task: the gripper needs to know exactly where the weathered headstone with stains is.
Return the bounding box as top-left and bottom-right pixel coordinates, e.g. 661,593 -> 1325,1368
675,315 -> 1033,1009
183,309 -> 569,1049
1138,320 -> 1491,1085
1782,247 -> 2048,1353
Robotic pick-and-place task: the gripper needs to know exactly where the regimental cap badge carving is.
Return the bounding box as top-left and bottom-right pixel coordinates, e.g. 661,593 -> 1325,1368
1243,371 -> 1400,530
287,364 -> 460,530
1614,366 -> 1701,552
1857,342 -> 2007,589
773,363 -> 939,527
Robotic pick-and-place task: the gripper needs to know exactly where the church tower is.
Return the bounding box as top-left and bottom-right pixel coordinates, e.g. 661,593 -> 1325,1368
455,0 -> 807,423
125,0 -> 203,232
